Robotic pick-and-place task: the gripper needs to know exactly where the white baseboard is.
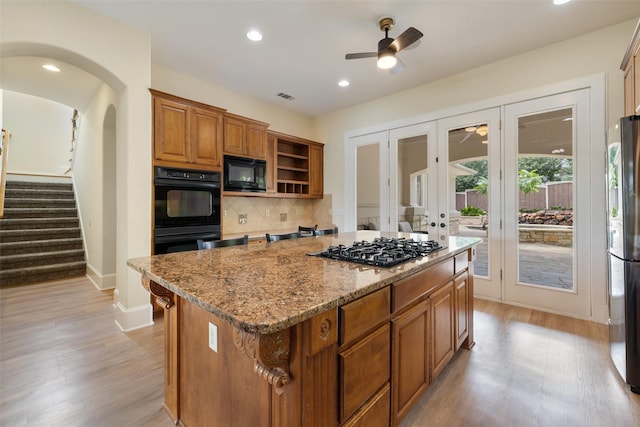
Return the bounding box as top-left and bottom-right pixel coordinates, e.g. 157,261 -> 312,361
86,264 -> 116,290
113,300 -> 153,332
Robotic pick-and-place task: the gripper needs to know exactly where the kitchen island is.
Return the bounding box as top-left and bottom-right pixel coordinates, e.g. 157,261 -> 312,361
128,231 -> 480,427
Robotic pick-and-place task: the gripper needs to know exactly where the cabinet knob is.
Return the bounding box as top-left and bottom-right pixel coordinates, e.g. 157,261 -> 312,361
440,223 -> 446,228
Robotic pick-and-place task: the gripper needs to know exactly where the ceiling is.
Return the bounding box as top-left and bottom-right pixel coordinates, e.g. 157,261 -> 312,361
3,1 -> 640,117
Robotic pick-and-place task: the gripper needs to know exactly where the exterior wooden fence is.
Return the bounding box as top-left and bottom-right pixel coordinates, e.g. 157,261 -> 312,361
456,181 -> 573,212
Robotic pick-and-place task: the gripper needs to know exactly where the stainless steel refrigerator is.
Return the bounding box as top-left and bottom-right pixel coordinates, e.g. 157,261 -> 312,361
606,115 -> 640,394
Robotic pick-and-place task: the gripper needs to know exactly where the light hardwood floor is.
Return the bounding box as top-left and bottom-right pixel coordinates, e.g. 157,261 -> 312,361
1,277 -> 638,426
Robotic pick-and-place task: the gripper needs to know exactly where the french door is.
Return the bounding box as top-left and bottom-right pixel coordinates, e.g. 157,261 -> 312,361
437,109 -> 502,299
503,89 -> 591,317
346,124 -> 439,234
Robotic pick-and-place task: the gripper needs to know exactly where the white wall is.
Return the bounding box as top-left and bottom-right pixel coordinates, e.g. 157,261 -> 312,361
73,83 -> 118,290
315,19 -> 637,229
3,90 -> 73,176
1,0 -> 153,331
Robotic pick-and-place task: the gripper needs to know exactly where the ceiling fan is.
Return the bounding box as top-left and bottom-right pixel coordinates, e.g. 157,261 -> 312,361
345,17 -> 423,72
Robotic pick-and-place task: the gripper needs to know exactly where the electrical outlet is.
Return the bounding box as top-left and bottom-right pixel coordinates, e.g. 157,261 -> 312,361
265,209 -> 270,217
238,214 -> 247,224
280,213 -> 287,222
224,210 -> 227,217
208,322 -> 218,352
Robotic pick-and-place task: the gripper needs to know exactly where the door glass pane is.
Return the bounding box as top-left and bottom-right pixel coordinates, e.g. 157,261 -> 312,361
448,124 -> 490,277
357,144 -> 380,231
398,135 -> 429,233
517,108 -> 574,289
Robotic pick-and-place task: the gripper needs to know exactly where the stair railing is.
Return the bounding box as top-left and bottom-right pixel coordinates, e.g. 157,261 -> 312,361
64,109 -> 79,175
0,128 -> 12,218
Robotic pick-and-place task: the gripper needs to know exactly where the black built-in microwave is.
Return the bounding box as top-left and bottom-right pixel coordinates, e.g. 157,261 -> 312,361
223,155 -> 267,192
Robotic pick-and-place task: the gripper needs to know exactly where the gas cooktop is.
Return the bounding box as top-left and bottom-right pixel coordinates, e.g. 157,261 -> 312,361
310,237 -> 445,268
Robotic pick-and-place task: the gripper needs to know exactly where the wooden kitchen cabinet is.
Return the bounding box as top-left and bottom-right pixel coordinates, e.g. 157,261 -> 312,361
622,19 -> 640,116
392,300 -> 430,424
430,281 -> 455,380
268,130 -> 324,198
339,286 -> 391,425
454,272 -> 470,350
151,89 -> 225,170
223,112 -> 268,159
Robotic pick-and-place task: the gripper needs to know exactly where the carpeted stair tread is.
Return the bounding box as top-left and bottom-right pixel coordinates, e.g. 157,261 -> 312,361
1,208 -> 78,219
0,237 -> 83,256
0,261 -> 86,287
0,249 -> 85,269
4,198 -> 77,208
0,227 -> 81,242
5,181 -> 72,190
0,217 -> 79,230
5,188 -> 74,200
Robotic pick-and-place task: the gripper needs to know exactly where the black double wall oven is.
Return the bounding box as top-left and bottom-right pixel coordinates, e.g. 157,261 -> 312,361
154,166 -> 221,254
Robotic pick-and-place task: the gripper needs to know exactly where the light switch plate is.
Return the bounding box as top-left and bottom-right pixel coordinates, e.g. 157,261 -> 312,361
208,322 -> 218,352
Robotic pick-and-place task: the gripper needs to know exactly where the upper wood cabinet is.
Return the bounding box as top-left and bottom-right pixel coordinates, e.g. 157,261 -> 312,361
267,131 -> 324,198
151,89 -> 225,171
222,113 -> 268,159
622,19 -> 640,116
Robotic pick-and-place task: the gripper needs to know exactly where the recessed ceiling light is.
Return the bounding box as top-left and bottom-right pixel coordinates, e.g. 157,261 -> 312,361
247,30 -> 262,42
43,64 -> 60,72
338,80 -> 350,87
553,0 -> 571,5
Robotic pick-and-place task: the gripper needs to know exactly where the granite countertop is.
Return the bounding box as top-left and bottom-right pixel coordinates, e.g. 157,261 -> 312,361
128,231 -> 481,335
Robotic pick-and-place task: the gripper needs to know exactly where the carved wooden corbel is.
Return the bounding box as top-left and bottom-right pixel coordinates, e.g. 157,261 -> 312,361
145,279 -> 175,309
233,328 -> 291,392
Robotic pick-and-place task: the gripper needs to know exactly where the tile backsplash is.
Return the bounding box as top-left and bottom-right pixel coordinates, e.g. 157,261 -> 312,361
222,194 -> 333,236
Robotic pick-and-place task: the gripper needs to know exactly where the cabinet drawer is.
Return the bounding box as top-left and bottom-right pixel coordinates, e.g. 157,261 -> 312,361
343,383 -> 390,427
340,323 -> 390,423
340,287 -> 390,346
392,258 -> 454,313
454,251 -> 469,274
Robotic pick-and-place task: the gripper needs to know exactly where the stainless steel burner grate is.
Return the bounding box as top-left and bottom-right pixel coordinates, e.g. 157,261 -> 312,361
311,237 -> 445,268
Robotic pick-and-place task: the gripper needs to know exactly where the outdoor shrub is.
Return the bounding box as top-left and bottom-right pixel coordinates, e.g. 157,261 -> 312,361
461,206 -> 485,216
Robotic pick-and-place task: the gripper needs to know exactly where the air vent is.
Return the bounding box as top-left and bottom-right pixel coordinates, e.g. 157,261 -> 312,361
276,92 -> 295,101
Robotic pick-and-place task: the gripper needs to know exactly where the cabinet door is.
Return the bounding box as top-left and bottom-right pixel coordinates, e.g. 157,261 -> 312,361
454,273 -> 469,350
431,281 -> 455,379
339,323 -> 390,423
634,51 -> 640,115
392,300 -> 430,425
191,107 -> 222,169
624,60 -> 635,116
308,144 -> 324,197
223,116 -> 246,156
154,97 -> 190,164
245,123 -> 267,159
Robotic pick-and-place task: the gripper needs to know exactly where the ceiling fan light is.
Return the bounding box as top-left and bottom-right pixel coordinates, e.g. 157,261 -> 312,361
476,125 -> 489,136
377,52 -> 397,69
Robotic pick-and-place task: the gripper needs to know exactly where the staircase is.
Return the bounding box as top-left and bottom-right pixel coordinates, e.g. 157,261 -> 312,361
0,180 -> 86,286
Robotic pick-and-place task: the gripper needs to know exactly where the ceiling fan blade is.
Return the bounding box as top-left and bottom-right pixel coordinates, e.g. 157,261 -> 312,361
390,27 -> 423,52
388,58 -> 405,74
345,52 -> 378,60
